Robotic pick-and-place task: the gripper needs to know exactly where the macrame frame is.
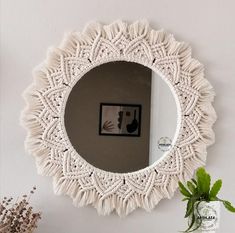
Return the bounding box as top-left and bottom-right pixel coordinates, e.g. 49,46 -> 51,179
22,20 -> 216,216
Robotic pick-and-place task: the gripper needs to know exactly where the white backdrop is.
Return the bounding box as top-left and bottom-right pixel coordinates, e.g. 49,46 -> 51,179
1,0 -> 235,232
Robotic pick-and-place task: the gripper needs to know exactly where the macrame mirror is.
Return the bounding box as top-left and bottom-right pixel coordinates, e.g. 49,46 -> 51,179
22,20 -> 216,216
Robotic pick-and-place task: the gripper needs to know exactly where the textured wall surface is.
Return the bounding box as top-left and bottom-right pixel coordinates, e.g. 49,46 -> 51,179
1,0 -> 235,232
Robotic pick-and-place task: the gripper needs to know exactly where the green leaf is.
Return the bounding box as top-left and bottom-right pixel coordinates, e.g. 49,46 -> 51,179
205,174 -> 211,196
196,167 -> 211,197
182,197 -> 189,202
196,168 -> 204,193
187,181 -> 196,194
187,218 -> 202,232
184,202 -> 203,232
192,178 -> 197,186
185,199 -> 195,218
209,179 -> 222,199
186,201 -> 203,232
184,212 -> 195,232
179,181 -> 192,198
223,201 -> 235,213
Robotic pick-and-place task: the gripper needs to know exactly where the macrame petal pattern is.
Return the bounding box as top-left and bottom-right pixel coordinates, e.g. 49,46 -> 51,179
21,20 -> 216,216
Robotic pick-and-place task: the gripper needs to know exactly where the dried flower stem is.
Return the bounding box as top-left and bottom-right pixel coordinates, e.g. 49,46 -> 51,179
0,187 -> 41,233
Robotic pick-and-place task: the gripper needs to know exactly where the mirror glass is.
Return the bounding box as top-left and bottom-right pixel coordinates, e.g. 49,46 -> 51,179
64,61 -> 177,173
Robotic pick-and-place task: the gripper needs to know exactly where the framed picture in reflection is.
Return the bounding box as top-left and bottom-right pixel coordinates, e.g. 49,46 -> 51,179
99,103 -> 141,136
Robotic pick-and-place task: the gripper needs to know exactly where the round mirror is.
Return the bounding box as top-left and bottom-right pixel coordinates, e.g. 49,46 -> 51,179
64,61 -> 177,173
22,21 -> 216,215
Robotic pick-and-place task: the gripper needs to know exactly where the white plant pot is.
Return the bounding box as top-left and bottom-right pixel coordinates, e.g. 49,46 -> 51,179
193,201 -> 220,233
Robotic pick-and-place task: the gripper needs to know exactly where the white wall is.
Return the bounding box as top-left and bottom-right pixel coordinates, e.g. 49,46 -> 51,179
1,0 -> 235,232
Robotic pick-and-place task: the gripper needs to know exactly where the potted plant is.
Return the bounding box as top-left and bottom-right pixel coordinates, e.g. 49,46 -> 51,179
178,167 -> 235,232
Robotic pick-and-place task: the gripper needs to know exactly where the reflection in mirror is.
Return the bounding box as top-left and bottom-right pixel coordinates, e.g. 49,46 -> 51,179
149,71 -> 178,164
64,61 -> 177,173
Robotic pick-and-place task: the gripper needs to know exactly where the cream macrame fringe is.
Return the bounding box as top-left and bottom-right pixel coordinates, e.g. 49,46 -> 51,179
21,20 -> 216,216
